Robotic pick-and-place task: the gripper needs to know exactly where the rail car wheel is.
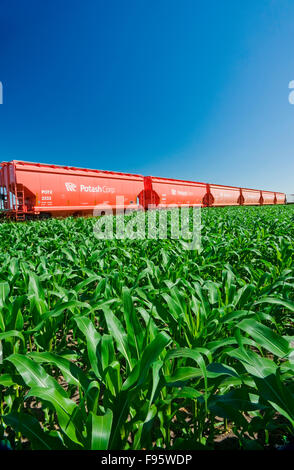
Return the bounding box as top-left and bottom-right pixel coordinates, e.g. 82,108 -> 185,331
26,214 -> 36,221
39,213 -> 51,220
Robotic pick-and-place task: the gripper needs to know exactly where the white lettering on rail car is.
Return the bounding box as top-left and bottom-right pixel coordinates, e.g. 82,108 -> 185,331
80,184 -> 115,193
171,189 -> 193,196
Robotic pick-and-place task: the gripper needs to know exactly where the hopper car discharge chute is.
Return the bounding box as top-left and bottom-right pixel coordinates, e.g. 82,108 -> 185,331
0,160 -> 286,221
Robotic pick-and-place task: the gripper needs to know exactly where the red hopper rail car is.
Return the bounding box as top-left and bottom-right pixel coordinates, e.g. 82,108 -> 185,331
0,161 -> 145,220
0,160 -> 286,220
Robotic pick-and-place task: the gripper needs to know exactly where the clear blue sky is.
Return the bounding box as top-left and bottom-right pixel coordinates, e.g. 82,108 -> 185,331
0,0 -> 293,192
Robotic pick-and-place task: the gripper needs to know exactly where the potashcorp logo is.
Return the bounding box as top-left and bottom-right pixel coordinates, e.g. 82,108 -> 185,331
289,80 -> 294,104
0,81 -> 2,104
80,184 -> 115,193
65,182 -> 77,192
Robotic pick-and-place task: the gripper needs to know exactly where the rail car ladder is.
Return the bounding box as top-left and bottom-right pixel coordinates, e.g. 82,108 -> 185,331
15,184 -> 26,221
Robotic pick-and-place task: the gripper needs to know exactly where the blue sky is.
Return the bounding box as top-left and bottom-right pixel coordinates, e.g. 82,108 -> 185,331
0,0 -> 294,192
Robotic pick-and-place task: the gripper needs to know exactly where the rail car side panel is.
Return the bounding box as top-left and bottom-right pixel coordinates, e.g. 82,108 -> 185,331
209,185 -> 241,206
276,193 -> 286,204
149,177 -> 207,207
241,189 -> 262,205
261,191 -> 276,205
14,163 -> 145,213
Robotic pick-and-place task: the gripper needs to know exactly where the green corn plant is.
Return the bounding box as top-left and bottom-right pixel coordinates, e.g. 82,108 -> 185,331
0,205 -> 294,449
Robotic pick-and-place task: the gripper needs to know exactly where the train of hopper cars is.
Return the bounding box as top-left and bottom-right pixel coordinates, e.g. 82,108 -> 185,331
0,160 -> 288,221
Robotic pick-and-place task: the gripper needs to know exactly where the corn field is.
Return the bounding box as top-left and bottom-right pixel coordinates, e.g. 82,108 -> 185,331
0,205 -> 294,450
